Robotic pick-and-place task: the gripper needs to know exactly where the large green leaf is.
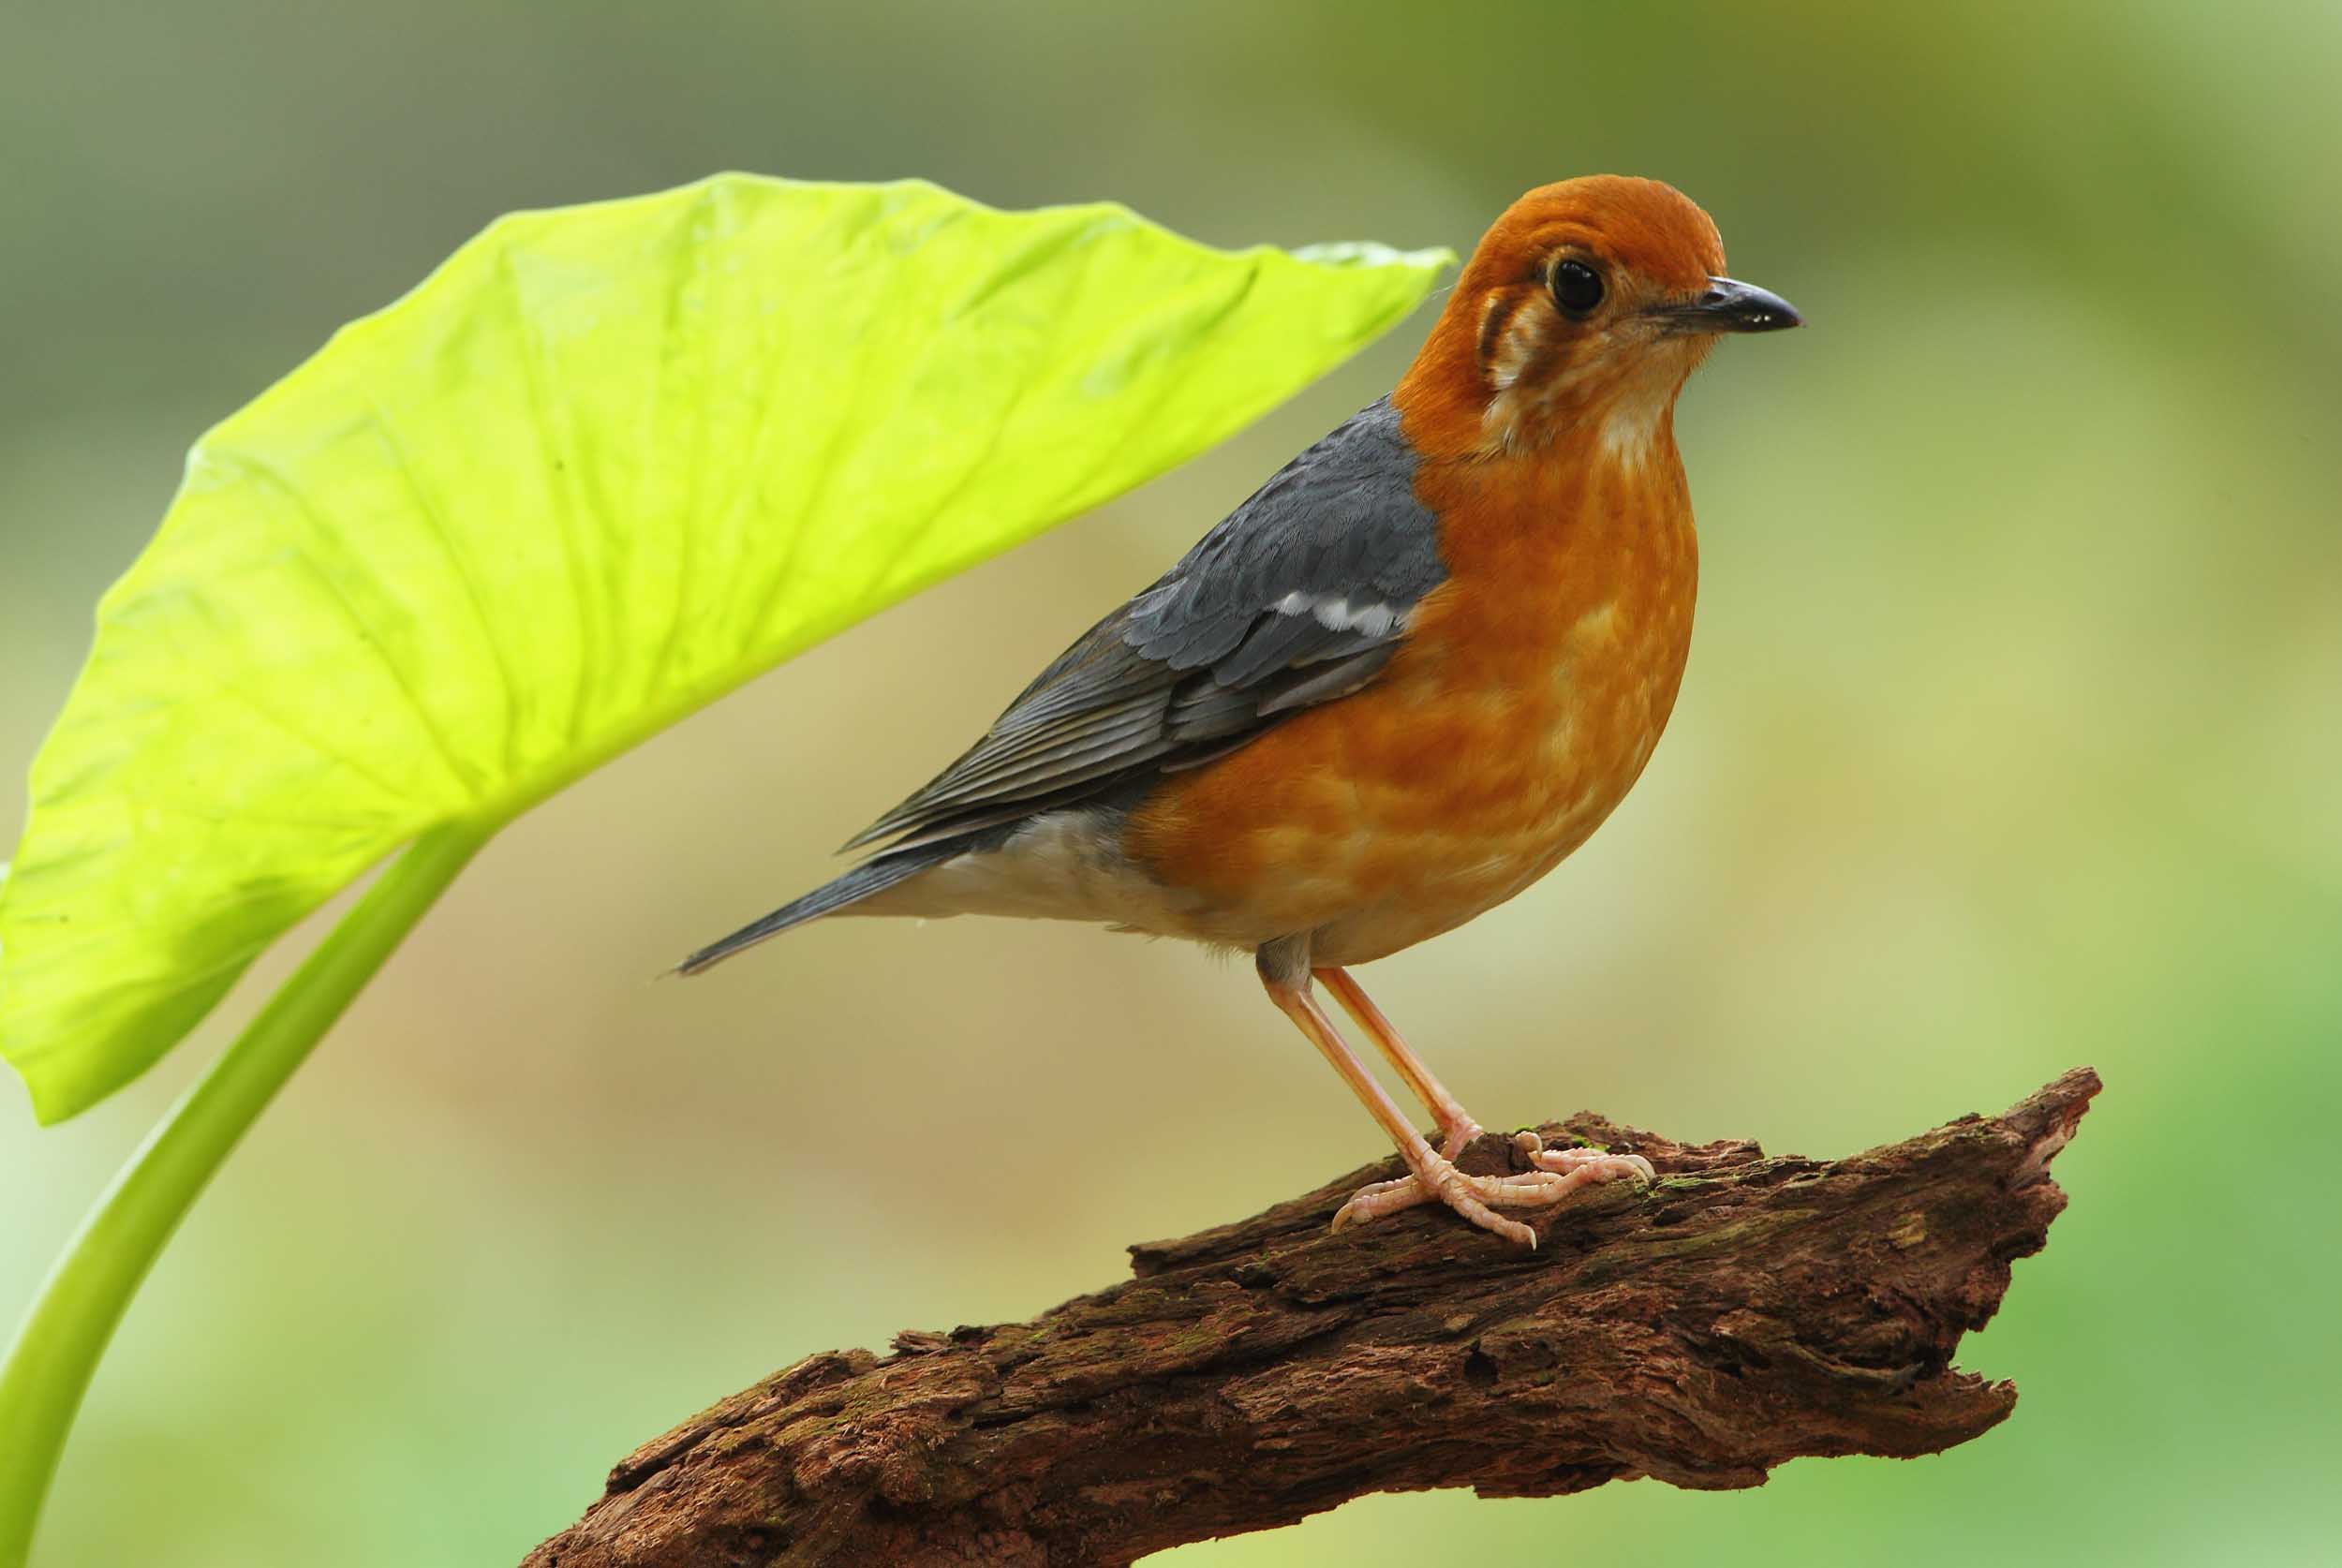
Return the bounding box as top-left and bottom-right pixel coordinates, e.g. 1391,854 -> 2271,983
0,173 -> 1447,1123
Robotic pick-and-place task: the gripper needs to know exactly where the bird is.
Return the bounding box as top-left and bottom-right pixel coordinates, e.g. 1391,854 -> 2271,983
678,175 -> 1801,1246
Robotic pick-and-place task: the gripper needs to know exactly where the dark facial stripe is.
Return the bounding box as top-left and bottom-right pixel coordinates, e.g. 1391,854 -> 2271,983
1512,331 -> 1569,397
1475,287 -> 1527,375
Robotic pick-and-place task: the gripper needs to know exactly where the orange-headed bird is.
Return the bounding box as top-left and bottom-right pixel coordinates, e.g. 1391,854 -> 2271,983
681,176 -> 1801,1245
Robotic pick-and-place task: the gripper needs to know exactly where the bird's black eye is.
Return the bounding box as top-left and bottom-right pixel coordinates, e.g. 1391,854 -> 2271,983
1549,259 -> 1605,317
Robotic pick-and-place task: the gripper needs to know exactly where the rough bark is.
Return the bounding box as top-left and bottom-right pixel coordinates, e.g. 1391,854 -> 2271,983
525,1069 -> 2098,1568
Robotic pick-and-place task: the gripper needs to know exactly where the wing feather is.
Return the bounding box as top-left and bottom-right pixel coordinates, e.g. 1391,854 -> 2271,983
845,396 -> 1445,854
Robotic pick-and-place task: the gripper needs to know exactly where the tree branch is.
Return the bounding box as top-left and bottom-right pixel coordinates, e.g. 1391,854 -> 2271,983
524,1069 -> 2098,1568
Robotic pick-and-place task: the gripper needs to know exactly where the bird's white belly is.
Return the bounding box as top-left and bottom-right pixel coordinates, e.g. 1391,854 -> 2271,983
858,810 -> 1235,939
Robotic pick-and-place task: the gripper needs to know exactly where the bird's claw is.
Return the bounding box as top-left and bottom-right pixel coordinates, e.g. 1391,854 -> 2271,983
1329,1129 -> 1654,1248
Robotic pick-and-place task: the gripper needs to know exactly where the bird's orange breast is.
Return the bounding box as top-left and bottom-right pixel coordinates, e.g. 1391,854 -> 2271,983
1123,431 -> 1698,964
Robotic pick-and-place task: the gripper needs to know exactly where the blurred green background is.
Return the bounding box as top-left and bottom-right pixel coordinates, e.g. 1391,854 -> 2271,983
5,1 -> 2336,1563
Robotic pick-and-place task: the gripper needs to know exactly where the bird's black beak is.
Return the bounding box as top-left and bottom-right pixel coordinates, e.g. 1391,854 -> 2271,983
1653,276 -> 1802,335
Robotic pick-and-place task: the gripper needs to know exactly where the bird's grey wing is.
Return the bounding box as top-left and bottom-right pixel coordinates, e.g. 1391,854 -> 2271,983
843,395 -> 1447,853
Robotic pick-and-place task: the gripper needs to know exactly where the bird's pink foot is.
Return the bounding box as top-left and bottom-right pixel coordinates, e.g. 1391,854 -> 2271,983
1519,1132 -> 1657,1185
1330,1130 -> 1655,1248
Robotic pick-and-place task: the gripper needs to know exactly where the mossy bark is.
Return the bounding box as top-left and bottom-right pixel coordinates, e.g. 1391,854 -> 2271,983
524,1070 -> 2098,1568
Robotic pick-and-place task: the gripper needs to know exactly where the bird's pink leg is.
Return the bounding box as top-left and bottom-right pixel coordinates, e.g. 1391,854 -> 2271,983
1259,958 -> 1652,1247
1316,967 -> 1483,1158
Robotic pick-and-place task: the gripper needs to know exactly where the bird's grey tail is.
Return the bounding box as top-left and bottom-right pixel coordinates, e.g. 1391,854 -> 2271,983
673,842 -> 957,977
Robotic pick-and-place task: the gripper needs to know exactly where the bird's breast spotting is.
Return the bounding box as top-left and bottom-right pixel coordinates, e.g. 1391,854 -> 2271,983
1123,452 -> 1698,964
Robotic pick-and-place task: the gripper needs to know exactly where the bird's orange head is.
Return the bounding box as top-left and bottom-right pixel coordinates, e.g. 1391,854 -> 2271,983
1396,176 -> 1799,461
